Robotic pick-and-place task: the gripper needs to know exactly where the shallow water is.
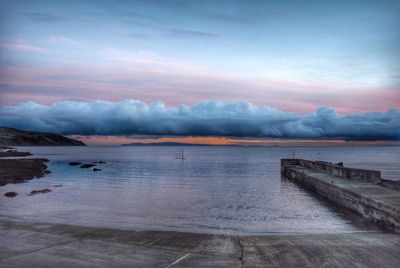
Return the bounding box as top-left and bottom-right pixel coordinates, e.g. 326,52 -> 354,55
0,146 -> 399,235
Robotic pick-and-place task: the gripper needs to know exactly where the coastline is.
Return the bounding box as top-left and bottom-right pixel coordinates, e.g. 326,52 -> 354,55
1,220 -> 399,267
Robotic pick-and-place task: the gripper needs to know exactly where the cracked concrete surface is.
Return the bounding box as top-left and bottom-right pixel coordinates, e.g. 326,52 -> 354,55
1,221 -> 399,267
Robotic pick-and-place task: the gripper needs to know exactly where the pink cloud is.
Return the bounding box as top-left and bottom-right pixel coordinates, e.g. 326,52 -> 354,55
0,59 -> 398,114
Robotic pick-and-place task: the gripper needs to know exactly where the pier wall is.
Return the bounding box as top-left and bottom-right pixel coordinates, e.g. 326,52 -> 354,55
281,159 -> 381,183
281,159 -> 400,233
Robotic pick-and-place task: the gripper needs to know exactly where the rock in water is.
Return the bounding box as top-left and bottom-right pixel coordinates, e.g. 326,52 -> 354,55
80,163 -> 96,168
69,161 -> 81,166
29,189 -> 51,195
4,192 -> 17,197
0,151 -> 31,157
93,168 -> 102,171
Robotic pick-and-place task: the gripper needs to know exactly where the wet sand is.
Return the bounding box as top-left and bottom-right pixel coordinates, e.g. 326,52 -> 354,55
0,220 -> 399,267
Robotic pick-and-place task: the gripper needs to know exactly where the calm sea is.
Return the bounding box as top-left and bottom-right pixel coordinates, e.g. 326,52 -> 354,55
1,145 -> 399,235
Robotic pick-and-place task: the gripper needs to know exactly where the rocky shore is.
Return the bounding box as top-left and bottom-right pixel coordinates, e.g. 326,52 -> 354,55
0,150 -> 31,157
0,158 -> 50,186
0,149 -> 50,186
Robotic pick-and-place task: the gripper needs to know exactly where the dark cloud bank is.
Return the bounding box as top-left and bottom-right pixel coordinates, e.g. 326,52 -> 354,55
0,100 -> 399,140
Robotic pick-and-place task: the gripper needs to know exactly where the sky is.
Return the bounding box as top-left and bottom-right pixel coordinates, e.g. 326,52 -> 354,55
0,0 -> 399,144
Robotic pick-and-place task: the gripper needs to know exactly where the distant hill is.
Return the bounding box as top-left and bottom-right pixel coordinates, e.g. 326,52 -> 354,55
0,127 -> 86,146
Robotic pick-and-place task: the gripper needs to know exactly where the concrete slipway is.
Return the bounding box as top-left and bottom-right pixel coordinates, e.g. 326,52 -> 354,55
1,220 -> 400,268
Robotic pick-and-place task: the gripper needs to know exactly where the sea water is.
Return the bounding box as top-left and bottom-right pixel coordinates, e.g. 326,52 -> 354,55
0,145 -> 399,234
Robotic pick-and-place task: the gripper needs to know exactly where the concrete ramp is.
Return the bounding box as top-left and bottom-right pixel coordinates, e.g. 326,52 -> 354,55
1,221 -> 400,268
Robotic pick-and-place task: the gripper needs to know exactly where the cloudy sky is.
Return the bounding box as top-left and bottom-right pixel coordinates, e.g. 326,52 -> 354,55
0,0 -> 399,143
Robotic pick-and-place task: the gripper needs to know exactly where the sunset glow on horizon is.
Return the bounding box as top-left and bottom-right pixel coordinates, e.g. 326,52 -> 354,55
70,135 -> 393,146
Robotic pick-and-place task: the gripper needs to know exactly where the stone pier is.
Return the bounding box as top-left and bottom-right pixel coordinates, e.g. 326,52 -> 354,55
281,159 -> 400,232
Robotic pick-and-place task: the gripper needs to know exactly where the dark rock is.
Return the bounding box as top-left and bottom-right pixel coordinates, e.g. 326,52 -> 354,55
29,189 -> 51,195
4,191 -> 17,197
92,161 -> 106,164
80,163 -> 96,168
93,168 -> 102,172
0,151 -> 32,157
0,158 -> 49,186
69,161 -> 81,166
54,185 -> 63,187
0,146 -> 15,150
335,162 -> 344,166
